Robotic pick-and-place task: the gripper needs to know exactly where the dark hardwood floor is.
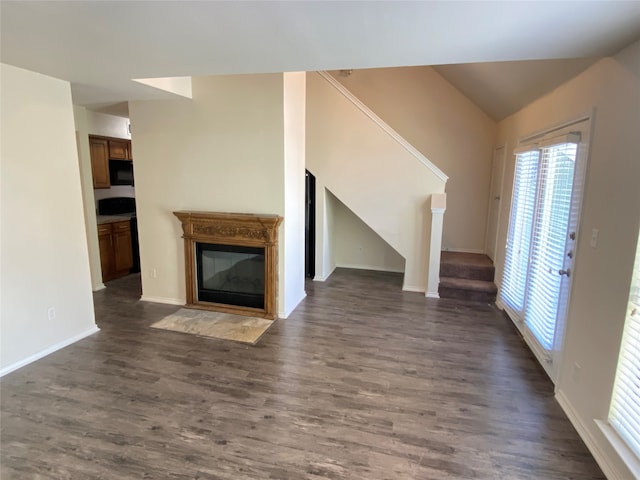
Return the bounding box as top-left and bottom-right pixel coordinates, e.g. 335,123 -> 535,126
1,269 -> 605,479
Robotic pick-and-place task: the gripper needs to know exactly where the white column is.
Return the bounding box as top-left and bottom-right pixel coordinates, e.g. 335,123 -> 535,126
281,72 -> 307,318
426,193 -> 446,298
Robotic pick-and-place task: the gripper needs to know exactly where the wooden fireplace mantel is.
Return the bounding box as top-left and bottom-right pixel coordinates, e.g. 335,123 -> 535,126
173,211 -> 282,320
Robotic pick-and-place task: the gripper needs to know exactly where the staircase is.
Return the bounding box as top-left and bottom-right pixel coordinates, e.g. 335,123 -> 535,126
306,71 -> 447,291
439,252 -> 497,303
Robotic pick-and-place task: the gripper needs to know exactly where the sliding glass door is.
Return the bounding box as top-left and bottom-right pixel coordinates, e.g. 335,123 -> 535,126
501,123 -> 588,381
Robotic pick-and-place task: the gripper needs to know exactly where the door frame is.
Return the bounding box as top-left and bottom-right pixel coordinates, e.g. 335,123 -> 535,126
485,144 -> 506,261
305,170 -> 316,279
548,119 -> 592,382
501,115 -> 592,384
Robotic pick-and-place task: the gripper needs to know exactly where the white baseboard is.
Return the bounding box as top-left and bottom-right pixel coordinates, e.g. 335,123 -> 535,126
556,389 -> 625,480
425,291 -> 440,299
313,265 -> 336,282
402,285 -> 425,293
92,282 -> 106,292
335,263 -> 404,274
279,292 -> 306,319
1,325 -> 100,377
443,248 -> 485,254
140,295 -> 184,306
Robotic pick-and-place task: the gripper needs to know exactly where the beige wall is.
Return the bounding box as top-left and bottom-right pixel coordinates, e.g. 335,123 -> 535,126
73,106 -> 103,290
306,72 -> 445,291
330,67 -> 496,253
129,73 -> 305,315
494,41 -> 640,479
85,110 -> 134,203
73,108 -> 133,290
1,64 -> 98,374
333,195 -> 405,273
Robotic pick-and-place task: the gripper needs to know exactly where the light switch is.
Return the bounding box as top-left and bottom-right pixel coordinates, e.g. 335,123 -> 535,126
591,228 -> 599,248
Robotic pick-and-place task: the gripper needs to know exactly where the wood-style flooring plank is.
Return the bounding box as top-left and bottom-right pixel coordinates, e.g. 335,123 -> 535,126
1,269 -> 604,479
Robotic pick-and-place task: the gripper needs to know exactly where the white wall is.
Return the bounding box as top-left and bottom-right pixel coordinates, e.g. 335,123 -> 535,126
134,76 -> 193,99
129,73 -> 304,315
494,41 -> 640,479
330,67 -> 496,253
282,72 -> 307,316
87,111 -> 131,140
1,64 -> 98,375
73,106 -> 103,290
93,186 -> 135,202
314,184 -> 337,281
333,195 -> 405,273
306,72 -> 445,291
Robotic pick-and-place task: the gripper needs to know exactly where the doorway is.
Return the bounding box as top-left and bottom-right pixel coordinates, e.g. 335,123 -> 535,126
500,120 -> 589,381
485,145 -> 505,261
305,170 -> 316,279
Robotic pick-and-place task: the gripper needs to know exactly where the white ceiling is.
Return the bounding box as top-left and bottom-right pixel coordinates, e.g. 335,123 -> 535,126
1,1 -> 639,119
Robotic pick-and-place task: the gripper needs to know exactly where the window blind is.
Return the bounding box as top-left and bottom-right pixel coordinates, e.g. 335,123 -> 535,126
609,232 -> 640,459
524,143 -> 577,350
501,150 -> 539,316
501,134 -> 580,353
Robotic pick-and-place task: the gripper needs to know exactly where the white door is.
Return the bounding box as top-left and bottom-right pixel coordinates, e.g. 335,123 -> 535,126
523,142 -> 579,375
485,146 -> 505,260
500,122 -> 589,382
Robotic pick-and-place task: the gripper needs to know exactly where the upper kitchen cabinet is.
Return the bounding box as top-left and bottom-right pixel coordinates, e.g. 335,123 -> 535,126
89,135 -> 133,189
89,136 -> 110,189
108,139 -> 131,160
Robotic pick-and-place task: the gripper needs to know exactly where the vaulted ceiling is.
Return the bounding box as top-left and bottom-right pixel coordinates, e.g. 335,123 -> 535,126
2,1 -> 639,120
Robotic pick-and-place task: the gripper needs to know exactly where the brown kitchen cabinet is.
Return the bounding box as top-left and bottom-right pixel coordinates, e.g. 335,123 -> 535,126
89,137 -> 110,188
108,139 -> 131,160
89,135 -> 133,189
98,221 -> 133,282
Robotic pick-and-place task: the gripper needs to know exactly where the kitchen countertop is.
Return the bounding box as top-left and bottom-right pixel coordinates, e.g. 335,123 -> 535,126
97,215 -> 133,225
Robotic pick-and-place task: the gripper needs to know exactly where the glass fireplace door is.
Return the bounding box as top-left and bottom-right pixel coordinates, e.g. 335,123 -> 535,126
196,243 -> 265,309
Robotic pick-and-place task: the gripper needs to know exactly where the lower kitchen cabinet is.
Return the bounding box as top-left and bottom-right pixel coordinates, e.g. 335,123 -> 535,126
98,221 -> 133,282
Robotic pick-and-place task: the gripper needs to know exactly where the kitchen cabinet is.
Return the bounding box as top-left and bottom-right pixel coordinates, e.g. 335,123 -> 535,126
98,220 -> 133,282
108,139 -> 131,160
89,137 -> 110,188
89,135 -> 133,189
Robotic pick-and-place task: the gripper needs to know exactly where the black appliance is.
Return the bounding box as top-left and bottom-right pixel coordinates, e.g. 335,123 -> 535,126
97,197 -> 140,273
109,160 -> 134,186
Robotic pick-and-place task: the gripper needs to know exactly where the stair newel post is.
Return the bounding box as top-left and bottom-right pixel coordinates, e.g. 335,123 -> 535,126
426,193 -> 446,298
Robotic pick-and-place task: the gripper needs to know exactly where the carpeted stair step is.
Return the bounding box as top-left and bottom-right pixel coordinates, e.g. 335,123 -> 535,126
439,276 -> 498,303
440,251 -> 495,281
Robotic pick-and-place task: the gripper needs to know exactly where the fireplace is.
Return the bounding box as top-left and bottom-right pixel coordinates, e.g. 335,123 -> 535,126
174,211 -> 282,319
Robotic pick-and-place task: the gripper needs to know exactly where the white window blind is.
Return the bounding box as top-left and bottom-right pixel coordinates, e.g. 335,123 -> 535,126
501,150 -> 540,315
501,133 -> 580,355
524,143 -> 577,350
609,232 -> 640,459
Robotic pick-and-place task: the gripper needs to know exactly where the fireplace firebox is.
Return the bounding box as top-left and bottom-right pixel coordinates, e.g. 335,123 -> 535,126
174,211 -> 282,319
196,243 -> 265,309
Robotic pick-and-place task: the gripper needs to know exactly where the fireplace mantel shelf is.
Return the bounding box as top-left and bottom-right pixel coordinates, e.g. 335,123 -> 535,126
174,211 -> 282,320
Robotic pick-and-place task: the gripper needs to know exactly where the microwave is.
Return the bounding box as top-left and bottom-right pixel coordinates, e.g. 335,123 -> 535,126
109,160 -> 134,186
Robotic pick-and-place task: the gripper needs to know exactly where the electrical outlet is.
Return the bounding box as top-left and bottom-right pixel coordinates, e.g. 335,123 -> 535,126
572,362 -> 582,383
591,228 -> 599,248
47,307 -> 56,321
150,268 -> 157,279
